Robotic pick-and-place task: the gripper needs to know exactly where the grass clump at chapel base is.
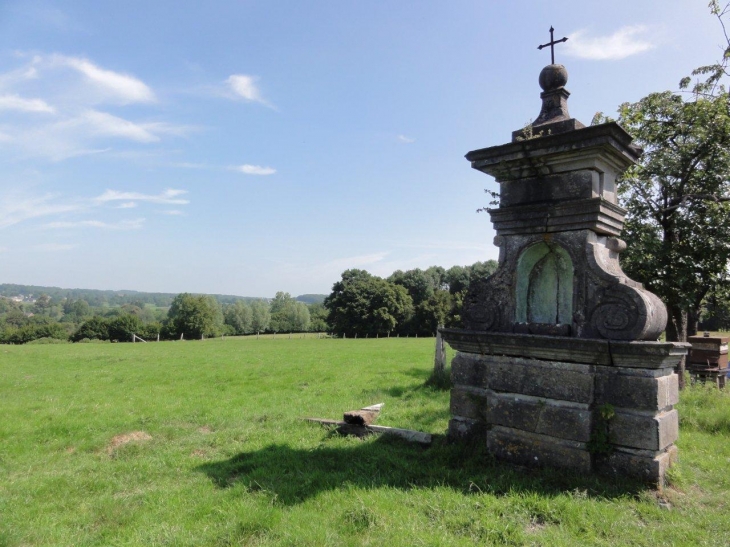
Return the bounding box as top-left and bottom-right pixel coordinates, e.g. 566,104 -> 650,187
1,338 -> 729,546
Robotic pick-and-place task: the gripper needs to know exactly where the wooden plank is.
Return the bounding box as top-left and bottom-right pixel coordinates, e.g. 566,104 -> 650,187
304,417 -> 432,446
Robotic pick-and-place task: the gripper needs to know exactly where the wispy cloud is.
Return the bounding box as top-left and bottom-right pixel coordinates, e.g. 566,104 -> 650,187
116,202 -> 137,209
226,74 -> 274,108
52,54 -> 156,104
322,252 -> 389,272
397,134 -> 415,144
43,218 -> 145,230
0,54 -> 193,160
33,243 -> 79,252
80,110 -> 160,142
0,94 -> 55,113
159,209 -> 184,216
94,188 -> 189,205
565,25 -> 655,60
232,164 -> 276,176
0,192 -> 83,229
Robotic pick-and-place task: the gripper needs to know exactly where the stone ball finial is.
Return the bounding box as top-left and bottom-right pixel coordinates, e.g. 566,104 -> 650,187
539,64 -> 568,91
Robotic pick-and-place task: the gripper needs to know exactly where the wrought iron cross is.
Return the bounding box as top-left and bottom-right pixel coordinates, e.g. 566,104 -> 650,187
537,26 -> 568,64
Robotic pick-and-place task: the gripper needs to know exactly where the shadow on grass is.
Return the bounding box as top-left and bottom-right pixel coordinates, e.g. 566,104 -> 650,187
194,433 -> 646,506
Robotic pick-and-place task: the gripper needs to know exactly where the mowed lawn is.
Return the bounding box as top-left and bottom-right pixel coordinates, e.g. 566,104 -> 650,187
1,338 -> 729,546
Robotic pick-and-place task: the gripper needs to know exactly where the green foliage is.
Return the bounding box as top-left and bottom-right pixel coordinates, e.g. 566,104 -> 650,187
71,316 -> 110,342
166,293 -> 224,339
269,292 -> 310,332
1,321 -> 68,344
587,404 -> 616,456
224,300 -> 253,334
616,5 -> 730,340
307,302 -> 330,332
250,299 -> 271,333
325,269 -> 413,336
107,314 -> 143,342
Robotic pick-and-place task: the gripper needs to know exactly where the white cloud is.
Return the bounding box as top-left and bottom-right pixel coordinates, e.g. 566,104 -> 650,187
0,192 -> 83,229
33,243 -> 78,252
81,110 -> 160,143
159,209 -> 184,215
564,26 -> 655,61
117,202 -> 137,209
233,164 -> 276,176
95,188 -> 189,205
43,218 -> 145,230
53,55 -> 156,104
397,134 -> 415,143
0,94 -> 55,113
226,74 -> 273,107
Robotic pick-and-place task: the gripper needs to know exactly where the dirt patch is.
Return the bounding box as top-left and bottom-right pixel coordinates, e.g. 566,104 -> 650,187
198,426 -> 212,434
107,431 -> 152,455
191,449 -> 208,458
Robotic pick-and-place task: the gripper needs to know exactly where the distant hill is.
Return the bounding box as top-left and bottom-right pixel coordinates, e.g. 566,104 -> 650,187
0,283 -> 269,308
295,294 -> 327,305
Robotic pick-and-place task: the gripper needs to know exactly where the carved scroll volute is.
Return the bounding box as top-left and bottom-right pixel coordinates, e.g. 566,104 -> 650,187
588,284 -> 667,340
462,278 -> 501,331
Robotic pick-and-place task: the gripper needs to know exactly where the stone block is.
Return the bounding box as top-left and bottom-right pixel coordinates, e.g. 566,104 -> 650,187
486,356 -> 594,403
487,393 -> 592,442
451,353 -> 488,388
487,426 -> 592,473
609,409 -> 678,451
597,445 -> 679,485
450,386 -> 488,422
596,372 -> 678,411
500,171 -> 596,208
447,417 -> 487,443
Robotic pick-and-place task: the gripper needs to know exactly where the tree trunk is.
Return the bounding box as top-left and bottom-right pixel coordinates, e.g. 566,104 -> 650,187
666,306 -> 688,389
688,307 -> 700,337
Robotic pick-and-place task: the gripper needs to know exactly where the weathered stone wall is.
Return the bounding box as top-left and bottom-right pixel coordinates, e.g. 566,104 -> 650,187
448,347 -> 680,483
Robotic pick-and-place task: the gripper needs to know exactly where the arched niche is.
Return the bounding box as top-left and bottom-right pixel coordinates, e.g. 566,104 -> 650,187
515,242 -> 574,325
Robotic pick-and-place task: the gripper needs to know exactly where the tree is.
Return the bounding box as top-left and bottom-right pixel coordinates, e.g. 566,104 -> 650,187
250,299 -> 271,333
108,314 -> 143,342
614,3 -> 730,388
269,292 -> 310,332
71,316 -> 110,342
325,269 -> 413,336
224,300 -> 253,335
166,293 -> 223,339
307,302 -> 330,332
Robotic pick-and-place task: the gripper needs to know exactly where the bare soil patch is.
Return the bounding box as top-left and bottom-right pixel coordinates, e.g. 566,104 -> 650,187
107,431 -> 152,455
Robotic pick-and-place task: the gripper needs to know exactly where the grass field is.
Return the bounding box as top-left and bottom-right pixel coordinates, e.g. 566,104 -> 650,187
1,337 -> 730,546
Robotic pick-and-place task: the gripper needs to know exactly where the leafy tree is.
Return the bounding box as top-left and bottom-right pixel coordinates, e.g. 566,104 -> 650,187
4,308 -> 28,328
71,316 -> 110,342
307,302 -> 330,332
166,293 -> 224,339
62,299 -> 91,323
107,314 -> 143,342
224,300 -> 253,335
413,289 -> 454,335
270,292 -> 310,332
325,269 -> 413,336
250,299 -> 271,333
614,2 -> 730,385
32,294 -> 52,315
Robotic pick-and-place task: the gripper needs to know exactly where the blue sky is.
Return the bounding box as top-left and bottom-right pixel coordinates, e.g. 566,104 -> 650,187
0,1 -> 722,297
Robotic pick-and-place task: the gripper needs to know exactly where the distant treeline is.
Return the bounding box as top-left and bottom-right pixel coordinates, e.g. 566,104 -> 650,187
0,261 -> 497,344
0,283 -> 325,308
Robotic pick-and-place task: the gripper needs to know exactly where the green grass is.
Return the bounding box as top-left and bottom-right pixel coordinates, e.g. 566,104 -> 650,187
1,338 -> 729,546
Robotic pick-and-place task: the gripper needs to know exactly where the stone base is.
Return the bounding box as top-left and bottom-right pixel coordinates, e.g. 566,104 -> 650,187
443,333 -> 687,485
